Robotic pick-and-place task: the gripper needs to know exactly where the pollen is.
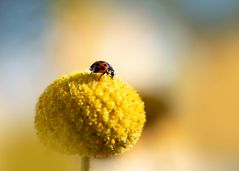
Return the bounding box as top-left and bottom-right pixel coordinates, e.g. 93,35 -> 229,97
35,71 -> 146,157
111,139 -> 115,145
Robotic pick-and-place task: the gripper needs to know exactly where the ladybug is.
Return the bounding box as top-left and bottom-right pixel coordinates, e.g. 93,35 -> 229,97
90,61 -> 115,80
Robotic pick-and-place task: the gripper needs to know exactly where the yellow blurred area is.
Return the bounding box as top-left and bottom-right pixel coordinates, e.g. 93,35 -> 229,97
51,1 -> 106,71
174,35 -> 239,157
1,126 -> 79,171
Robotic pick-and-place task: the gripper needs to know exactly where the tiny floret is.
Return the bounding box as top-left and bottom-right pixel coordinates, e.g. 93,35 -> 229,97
35,71 -> 146,157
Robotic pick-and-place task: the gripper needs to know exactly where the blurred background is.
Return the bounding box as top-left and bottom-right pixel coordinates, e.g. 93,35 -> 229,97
1,0 -> 239,171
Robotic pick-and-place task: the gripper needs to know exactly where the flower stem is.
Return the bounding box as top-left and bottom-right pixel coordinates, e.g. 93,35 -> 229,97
81,156 -> 90,171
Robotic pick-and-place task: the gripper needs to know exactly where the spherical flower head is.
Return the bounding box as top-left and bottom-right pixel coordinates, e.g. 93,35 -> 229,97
35,71 -> 146,157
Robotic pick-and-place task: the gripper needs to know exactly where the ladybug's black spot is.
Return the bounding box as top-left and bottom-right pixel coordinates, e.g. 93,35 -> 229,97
103,63 -> 107,67
95,63 -> 100,66
95,66 -> 100,72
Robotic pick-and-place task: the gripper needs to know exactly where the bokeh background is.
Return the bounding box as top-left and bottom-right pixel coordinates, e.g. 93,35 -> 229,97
1,0 -> 239,171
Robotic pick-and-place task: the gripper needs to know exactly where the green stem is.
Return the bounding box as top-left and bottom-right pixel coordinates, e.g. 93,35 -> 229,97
81,156 -> 90,171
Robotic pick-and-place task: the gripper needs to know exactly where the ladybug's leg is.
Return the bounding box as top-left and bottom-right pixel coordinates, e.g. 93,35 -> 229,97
98,72 -> 106,81
105,69 -> 113,79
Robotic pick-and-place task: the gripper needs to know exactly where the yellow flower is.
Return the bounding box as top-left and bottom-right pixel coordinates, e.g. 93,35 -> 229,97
35,71 -> 146,157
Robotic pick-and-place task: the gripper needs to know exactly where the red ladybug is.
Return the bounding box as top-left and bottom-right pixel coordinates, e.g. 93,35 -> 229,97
90,61 -> 115,80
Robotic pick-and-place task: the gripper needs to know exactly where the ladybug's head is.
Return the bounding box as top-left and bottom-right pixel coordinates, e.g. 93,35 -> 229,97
107,66 -> 115,78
